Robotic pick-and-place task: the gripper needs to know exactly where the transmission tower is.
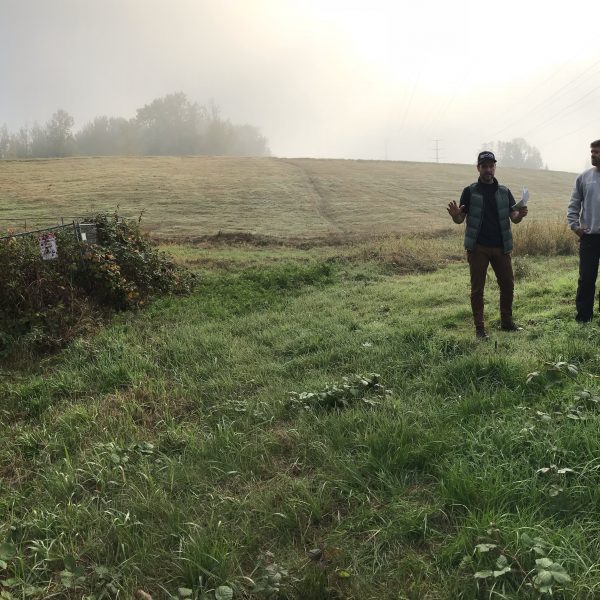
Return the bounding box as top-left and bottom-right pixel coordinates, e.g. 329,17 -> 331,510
432,139 -> 443,163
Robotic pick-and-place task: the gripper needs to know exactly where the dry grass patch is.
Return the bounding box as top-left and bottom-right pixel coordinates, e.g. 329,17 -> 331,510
353,233 -> 458,274
513,219 -> 578,256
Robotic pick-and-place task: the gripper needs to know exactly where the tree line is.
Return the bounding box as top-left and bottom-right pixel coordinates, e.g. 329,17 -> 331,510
481,138 -> 546,169
0,92 -> 270,159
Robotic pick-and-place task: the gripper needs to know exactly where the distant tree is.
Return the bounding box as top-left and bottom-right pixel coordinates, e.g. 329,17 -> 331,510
1,93 -> 270,159
481,138 -> 543,169
202,104 -> 233,154
29,122 -> 49,157
135,92 -> 204,155
0,125 -> 9,158
8,127 -> 30,158
75,116 -> 138,155
45,109 -> 74,157
200,103 -> 269,156
229,123 -> 270,156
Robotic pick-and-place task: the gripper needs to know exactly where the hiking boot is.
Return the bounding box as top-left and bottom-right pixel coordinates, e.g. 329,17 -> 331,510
476,329 -> 490,340
501,322 -> 523,332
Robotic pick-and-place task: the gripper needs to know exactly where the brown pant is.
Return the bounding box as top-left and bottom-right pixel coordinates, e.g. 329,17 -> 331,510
467,244 -> 514,330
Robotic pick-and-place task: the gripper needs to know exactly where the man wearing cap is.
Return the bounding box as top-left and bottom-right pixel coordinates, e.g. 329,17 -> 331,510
567,139 -> 600,322
447,151 -> 528,339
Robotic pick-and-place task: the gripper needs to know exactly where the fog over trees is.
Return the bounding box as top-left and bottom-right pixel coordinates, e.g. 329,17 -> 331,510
0,93 -> 270,159
481,138 -> 545,170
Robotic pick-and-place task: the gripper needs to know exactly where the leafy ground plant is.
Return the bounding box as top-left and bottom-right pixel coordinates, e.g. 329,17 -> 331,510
470,528 -> 572,597
288,373 -> 392,411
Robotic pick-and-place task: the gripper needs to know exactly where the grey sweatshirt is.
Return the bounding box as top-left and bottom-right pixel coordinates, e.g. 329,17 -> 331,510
567,167 -> 600,233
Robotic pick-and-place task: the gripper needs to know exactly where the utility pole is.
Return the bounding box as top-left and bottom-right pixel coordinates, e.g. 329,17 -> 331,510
432,139 -> 442,163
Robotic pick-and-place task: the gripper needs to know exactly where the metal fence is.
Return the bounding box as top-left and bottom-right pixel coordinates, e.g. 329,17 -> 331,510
0,216 -> 86,231
0,221 -> 78,242
0,212 -> 136,234
0,218 -> 99,246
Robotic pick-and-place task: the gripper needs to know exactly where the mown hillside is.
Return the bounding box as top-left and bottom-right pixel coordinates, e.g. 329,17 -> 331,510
0,156 -> 576,238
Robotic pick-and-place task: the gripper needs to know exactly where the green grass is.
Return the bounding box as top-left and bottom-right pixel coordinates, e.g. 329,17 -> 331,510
0,156 -> 577,238
1,232 -> 599,599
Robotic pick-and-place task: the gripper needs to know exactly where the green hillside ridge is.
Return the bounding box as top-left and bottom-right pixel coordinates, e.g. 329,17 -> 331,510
1,156 -> 576,238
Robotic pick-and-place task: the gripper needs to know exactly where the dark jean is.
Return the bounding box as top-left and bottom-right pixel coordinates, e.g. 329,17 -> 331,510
467,244 -> 514,330
576,234 -> 600,322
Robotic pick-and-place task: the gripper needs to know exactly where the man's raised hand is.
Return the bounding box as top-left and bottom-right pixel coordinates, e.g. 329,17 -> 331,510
447,201 -> 464,223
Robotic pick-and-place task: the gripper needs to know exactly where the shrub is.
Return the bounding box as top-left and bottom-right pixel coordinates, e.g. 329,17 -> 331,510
0,213 -> 195,356
76,213 -> 195,309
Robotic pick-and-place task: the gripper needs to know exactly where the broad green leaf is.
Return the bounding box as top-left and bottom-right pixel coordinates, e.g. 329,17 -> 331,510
0,544 -> 16,561
22,584 -> 43,597
178,588 -> 193,598
474,570 -> 494,579
534,570 -> 553,587
94,565 -> 110,577
520,533 -> 533,546
336,570 -> 352,578
536,558 -> 553,569
60,570 -> 75,589
215,585 -> 234,600
63,555 -> 77,571
475,543 -> 497,553
495,555 -> 508,569
493,566 -> 511,577
552,570 -> 572,584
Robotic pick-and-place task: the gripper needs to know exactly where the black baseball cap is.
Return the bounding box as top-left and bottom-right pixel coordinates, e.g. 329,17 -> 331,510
477,151 -> 497,165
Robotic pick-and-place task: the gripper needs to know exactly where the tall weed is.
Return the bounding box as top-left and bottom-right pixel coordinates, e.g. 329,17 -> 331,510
513,219 -> 578,256
354,234 -> 445,274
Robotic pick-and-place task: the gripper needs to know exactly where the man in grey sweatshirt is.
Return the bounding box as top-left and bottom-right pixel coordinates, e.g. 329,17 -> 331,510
567,139 -> 600,322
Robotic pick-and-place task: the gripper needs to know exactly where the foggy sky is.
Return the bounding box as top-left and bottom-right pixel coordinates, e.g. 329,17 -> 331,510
2,0 -> 600,173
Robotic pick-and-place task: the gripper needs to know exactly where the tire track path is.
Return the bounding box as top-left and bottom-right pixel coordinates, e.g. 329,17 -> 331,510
285,159 -> 344,233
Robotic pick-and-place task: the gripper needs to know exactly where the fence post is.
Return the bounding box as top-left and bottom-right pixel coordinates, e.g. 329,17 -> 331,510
73,221 -> 86,268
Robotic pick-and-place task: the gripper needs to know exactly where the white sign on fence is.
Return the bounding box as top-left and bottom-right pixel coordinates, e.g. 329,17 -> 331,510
38,232 -> 58,260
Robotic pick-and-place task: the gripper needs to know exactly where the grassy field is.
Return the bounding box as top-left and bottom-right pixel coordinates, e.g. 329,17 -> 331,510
0,156 -> 577,238
2,220 -> 599,599
1,157 -> 594,598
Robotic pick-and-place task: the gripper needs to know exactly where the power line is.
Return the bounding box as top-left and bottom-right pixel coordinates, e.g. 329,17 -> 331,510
537,112 -> 600,146
485,57 -> 600,139
521,85 -> 600,138
398,65 -> 424,134
422,91 -> 457,135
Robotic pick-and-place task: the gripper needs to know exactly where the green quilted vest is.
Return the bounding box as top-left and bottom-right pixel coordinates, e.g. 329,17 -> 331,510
464,183 -> 513,253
